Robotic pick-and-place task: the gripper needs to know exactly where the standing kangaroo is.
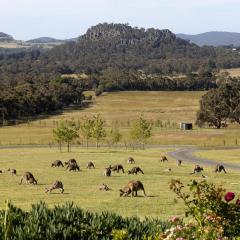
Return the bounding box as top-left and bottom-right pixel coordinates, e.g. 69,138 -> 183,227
45,180 -> 64,193
120,180 -> 146,197
160,156 -> 168,162
19,172 -> 37,185
8,168 -> 17,176
51,160 -> 64,167
177,160 -> 182,166
110,164 -> 124,173
103,167 -> 111,177
128,167 -> 144,175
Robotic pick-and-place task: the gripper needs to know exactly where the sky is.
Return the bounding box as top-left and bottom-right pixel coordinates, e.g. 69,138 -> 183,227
1,0 -> 239,40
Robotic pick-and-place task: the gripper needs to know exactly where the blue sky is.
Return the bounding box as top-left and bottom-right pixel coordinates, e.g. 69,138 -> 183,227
1,0 -> 239,40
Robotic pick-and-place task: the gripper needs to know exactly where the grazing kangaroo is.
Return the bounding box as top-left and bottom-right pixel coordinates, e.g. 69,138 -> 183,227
19,172 -> 37,185
68,164 -> 80,171
127,157 -> 135,164
120,180 -> 146,197
45,180 -> 64,193
215,164 -> 227,173
190,165 -> 204,174
160,156 -> 168,162
51,160 -> 64,167
65,159 -> 77,166
103,167 -> 111,177
99,183 -> 110,191
177,160 -> 182,166
65,159 -> 80,171
8,168 -> 17,176
86,161 -> 95,169
110,164 -> 124,173
128,167 -> 144,175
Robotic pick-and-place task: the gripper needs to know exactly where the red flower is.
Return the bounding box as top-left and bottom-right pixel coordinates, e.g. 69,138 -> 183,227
236,199 -> 240,206
224,192 -> 235,202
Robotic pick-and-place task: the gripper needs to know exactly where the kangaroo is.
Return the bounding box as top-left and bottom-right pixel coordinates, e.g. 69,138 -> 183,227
190,165 -> 204,174
68,164 -> 80,171
65,159 -> 77,166
99,183 -> 110,191
127,157 -> 135,164
177,160 -> 182,166
86,161 -> 95,169
45,180 -> 64,193
51,160 -> 64,167
103,167 -> 111,177
128,167 -> 144,175
120,180 -> 146,197
65,159 -> 79,171
163,168 -> 172,172
8,168 -> 17,176
215,164 -> 227,173
160,156 -> 168,162
110,164 -> 124,173
19,172 -> 37,185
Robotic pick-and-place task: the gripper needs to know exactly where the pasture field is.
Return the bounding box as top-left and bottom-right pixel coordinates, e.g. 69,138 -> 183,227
221,68 -> 240,77
0,146 -> 240,219
0,91 -> 239,146
195,149 -> 240,165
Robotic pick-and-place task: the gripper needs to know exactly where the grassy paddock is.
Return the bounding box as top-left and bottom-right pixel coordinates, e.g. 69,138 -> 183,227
0,147 -> 240,219
194,149 -> 240,165
220,68 -> 240,77
0,91 -> 239,146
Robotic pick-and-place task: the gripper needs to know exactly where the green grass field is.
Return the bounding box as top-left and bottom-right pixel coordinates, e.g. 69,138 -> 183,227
195,149 -> 240,165
0,146 -> 240,219
0,91 -> 239,146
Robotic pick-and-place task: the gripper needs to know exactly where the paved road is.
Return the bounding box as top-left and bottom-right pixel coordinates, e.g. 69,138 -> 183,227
168,146 -> 240,170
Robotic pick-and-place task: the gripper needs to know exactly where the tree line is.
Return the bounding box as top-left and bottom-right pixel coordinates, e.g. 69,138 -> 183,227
0,77 -> 85,121
53,115 -> 152,151
91,68 -> 217,95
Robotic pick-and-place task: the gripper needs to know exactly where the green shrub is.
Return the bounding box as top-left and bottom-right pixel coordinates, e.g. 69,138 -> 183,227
0,201 -> 169,239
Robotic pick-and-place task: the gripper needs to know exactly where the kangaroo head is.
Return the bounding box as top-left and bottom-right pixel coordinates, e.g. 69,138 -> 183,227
119,189 -> 124,197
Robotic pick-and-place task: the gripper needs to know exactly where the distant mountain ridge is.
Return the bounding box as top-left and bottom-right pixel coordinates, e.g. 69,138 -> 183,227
26,37 -> 63,43
0,32 -> 14,42
177,31 -> 240,47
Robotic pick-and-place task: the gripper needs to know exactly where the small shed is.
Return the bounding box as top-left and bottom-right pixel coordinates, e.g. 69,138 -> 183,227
180,122 -> 193,130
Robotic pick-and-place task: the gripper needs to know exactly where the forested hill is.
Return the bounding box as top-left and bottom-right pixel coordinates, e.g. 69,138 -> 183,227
1,23 -> 240,86
49,23 -> 218,74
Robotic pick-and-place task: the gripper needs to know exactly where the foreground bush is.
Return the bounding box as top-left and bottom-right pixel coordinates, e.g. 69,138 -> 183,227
163,179 -> 240,240
0,201 -> 169,240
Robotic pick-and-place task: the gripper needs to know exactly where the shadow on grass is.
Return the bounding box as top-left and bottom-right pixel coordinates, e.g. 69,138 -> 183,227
47,192 -> 70,195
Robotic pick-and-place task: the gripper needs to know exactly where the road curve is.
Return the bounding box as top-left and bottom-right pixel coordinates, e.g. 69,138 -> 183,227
168,146 -> 240,170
